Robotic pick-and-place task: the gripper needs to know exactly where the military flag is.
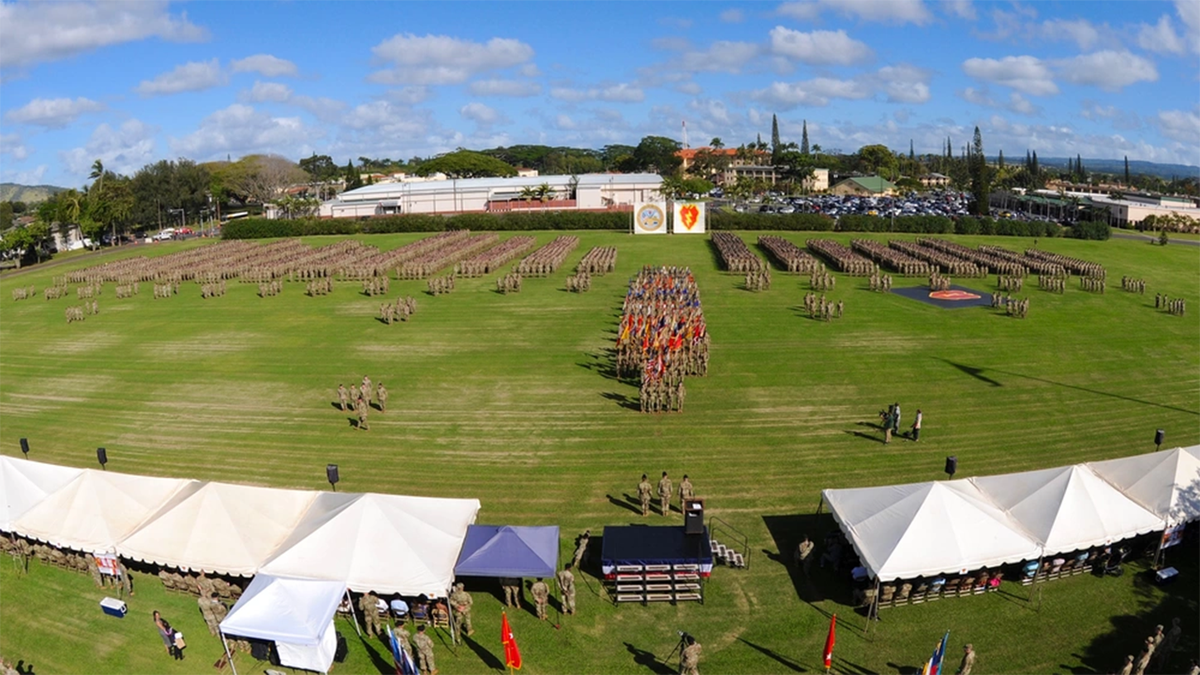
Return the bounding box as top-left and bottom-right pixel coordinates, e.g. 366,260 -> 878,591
921,631 -> 950,675
502,611 -> 522,670
386,625 -> 417,675
823,614 -> 836,670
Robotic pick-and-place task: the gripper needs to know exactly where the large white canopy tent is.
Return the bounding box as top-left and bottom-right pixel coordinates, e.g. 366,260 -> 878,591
219,574 -> 345,674
260,492 -> 481,596
822,480 -> 1043,582
12,468 -> 200,554
118,482 -> 320,575
1088,445 -> 1200,526
970,464 -> 1164,556
0,456 -> 84,531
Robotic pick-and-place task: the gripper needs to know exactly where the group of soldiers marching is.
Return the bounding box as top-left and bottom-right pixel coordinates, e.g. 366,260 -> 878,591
576,246 -> 617,275
996,295 -> 1030,318
10,286 -> 34,301
497,272 -> 523,294
616,266 -> 710,381
338,376 -> 388,430
200,280 -> 227,299
362,275 -> 391,297
43,284 -> 67,300
153,282 -> 179,299
1038,275 -> 1067,293
868,272 -> 893,292
65,303 -> 97,322
928,273 -> 951,291
77,283 -> 102,299
745,269 -> 771,292
640,370 -> 686,413
1156,295 -> 1186,316
306,278 -> 334,296
1122,277 -> 1147,294
804,293 -> 843,321
258,280 -> 282,297
1080,276 -> 1106,293
565,271 -> 591,293
810,270 -> 835,291
996,274 -> 1023,292
427,274 -> 456,296
380,296 -> 418,324
115,282 -> 140,298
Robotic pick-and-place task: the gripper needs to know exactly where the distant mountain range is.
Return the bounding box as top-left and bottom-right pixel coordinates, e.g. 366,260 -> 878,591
0,183 -> 66,204
1021,158 -> 1199,181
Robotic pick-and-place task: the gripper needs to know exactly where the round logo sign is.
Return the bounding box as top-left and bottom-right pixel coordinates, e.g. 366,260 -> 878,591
929,290 -> 981,301
637,204 -> 665,232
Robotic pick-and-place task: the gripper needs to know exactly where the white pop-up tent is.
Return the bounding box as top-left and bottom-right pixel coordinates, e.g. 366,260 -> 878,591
11,468 -> 201,554
0,457 -> 84,531
822,480 -> 1043,582
971,464 -> 1164,556
1088,446 -> 1200,526
219,574 -> 345,674
261,492 -> 481,596
118,482 -> 320,575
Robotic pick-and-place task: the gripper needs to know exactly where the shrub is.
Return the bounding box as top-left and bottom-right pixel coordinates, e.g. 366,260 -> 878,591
1068,221 -> 1111,240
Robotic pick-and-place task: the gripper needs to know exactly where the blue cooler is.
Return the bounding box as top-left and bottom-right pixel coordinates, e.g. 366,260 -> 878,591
100,597 -> 127,618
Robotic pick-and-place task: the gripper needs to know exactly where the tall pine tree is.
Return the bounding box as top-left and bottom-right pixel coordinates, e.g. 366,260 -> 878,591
771,114 -> 781,163
970,126 -> 990,216
801,120 -> 810,155
1124,155 -> 1130,184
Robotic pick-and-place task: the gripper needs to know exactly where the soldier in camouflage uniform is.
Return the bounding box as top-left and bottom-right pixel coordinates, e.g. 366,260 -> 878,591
530,578 -> 550,620
413,624 -> 436,675
199,593 -> 219,635
338,384 -> 349,411
658,471 -> 673,517
449,582 -> 474,639
557,564 -> 576,615
638,474 -> 653,517
377,383 -> 388,412
359,591 -> 383,637
501,578 -> 521,608
679,475 -> 694,510
357,397 -> 370,431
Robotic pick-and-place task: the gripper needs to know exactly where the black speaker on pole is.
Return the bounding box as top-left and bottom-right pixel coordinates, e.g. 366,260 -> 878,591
1154,429 -> 1165,450
19,438 -> 29,458
944,455 -> 958,478
326,464 -> 339,491
683,498 -> 705,535
96,447 -> 108,469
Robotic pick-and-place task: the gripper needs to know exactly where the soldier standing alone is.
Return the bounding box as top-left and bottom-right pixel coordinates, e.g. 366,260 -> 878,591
957,644 -> 975,675
530,578 -> 550,620
658,472 -> 673,516
795,535 -> 815,576
638,474 -> 653,517
449,582 -> 474,639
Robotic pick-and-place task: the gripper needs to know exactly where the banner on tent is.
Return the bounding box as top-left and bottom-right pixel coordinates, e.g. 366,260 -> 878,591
96,553 -> 119,576
633,202 -> 668,235
673,202 -> 706,234
1162,523 -> 1184,548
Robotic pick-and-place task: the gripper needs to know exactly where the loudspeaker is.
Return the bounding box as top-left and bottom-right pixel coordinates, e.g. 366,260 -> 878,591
944,456 -> 958,477
19,438 -> 29,456
1154,429 -> 1165,447
326,464 -> 339,486
683,498 -> 704,535
96,447 -> 107,467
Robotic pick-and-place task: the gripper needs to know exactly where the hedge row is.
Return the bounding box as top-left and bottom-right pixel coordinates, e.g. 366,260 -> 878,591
1068,220 -> 1111,240
223,212 -> 1065,240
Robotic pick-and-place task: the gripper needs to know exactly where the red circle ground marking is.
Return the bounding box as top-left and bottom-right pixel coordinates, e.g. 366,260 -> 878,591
929,290 -> 981,301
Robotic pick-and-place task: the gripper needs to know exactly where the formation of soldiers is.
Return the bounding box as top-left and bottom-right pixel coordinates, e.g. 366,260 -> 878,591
457,236 -> 535,277
758,235 -> 821,273
928,273 -> 952,291
76,283 -> 102,299
889,240 -> 985,277
1038,275 -> 1067,293
497,272 -> 523,294
868,272 -> 893,292
851,239 -> 934,277
807,239 -> 874,275
153,282 -> 179,299
639,371 -> 686,413
258,280 -> 282,297
65,303 -> 96,322
576,246 -> 617,275
1080,276 -> 1107,293
1121,277 -> 1147,294
711,232 -> 766,272
616,267 -> 710,408
306,277 -> 334,296
637,471 -> 695,517
337,376 -> 387,429
1025,248 -> 1105,278
921,239 -> 1030,276
10,286 -> 34,301
565,271 -> 591,293
200,280 -> 227,298
1004,296 -> 1031,318
381,296 -> 418,324
810,269 -> 836,291
427,274 -> 455,296
43,283 -> 68,300
745,269 -> 771,292
114,282 -> 140,298
402,232 -> 499,279
362,275 -> 391,296
996,274 -> 1023,292
1158,296 -> 1186,316
1118,619 -> 1185,675
804,293 -> 843,321
979,244 -> 1066,277
516,235 -> 579,276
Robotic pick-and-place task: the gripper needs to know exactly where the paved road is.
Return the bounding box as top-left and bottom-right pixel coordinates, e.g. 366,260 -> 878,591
1111,231 -> 1199,247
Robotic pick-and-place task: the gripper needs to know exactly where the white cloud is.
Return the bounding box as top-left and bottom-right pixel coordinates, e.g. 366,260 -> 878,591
753,63 -> 929,109
240,81 -> 345,122
242,81 -> 292,103
962,55 -> 1058,96
676,81 -> 703,95
1174,0 -> 1200,54
170,104 -> 311,159
0,165 -> 47,185
136,59 -> 227,96
960,87 -> 1039,115
777,0 -> 932,25
876,64 -> 930,104
554,114 -> 576,130
231,54 -> 298,78
0,1 -> 207,70
550,83 -> 644,103
1038,18 -> 1101,50
720,8 -> 745,23
942,0 -> 976,20
341,102 -> 430,137
676,41 -> 761,73
651,36 -> 691,52
467,78 -> 541,97
60,119 -> 158,177
386,87 -> 432,106
4,97 -> 105,128
459,102 -> 504,126
1137,15 -> 1186,56
368,34 -> 534,85
0,133 -> 29,161
769,27 -> 873,66
1155,107 -> 1200,144
1053,51 -> 1157,91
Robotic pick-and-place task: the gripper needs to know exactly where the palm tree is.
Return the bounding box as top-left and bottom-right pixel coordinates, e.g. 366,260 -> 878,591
518,185 -> 537,205
811,144 -> 822,156
710,137 -> 724,150
534,182 -> 555,203
89,159 -> 104,193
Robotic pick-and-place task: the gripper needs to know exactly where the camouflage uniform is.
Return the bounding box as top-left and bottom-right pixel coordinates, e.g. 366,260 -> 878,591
449,583 -> 474,638
530,579 -> 550,620
557,566 -> 576,615
681,639 -> 702,675
637,475 -> 652,517
658,472 -> 673,516
359,592 -> 382,637
413,625 -> 436,675
501,578 -> 521,608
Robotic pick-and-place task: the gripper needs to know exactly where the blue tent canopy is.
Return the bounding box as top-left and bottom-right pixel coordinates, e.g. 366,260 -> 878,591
454,525 -> 560,578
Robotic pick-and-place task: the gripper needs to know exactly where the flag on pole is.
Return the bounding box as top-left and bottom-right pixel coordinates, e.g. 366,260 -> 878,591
823,614 -> 837,669
501,611 -> 522,670
387,625 -> 418,675
921,631 -> 950,675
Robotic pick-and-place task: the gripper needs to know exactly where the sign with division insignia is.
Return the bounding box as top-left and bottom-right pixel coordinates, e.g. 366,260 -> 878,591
673,201 -> 706,234
633,202 -> 668,234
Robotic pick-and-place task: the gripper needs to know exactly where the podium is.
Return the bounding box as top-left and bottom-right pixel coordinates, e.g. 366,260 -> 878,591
683,498 -> 705,535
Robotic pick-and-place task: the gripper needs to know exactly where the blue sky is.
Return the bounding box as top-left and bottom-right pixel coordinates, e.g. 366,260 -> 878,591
0,0 -> 1197,187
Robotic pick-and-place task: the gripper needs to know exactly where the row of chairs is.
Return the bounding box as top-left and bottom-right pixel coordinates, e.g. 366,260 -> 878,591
1020,552 -> 1095,584
877,572 -> 1003,608
710,538 -> 746,569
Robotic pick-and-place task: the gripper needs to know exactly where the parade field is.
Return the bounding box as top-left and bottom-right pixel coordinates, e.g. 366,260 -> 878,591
0,230 -> 1197,674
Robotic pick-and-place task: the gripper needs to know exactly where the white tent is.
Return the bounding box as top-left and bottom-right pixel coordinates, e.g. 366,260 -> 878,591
822,480 -> 1043,582
118,482 -> 319,575
11,468 -> 201,554
220,574 -> 344,673
971,464 -> 1164,556
0,457 -> 84,531
261,492 -> 481,596
1088,446 -> 1200,526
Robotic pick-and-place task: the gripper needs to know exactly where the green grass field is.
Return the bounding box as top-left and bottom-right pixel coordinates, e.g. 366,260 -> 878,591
1,231 -> 1197,674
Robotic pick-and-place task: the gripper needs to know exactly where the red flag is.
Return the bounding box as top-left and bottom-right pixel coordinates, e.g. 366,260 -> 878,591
823,614 -> 837,669
501,611 -> 522,670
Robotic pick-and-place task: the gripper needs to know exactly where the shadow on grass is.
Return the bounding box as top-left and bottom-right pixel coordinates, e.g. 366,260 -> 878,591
607,493 -> 643,516
624,642 -> 675,675
937,358 -> 1003,387
462,634 -> 505,671
886,661 -> 923,675
357,632 -> 393,674
846,430 -> 887,445
761,513 -> 841,605
601,391 -> 641,411
737,637 -> 807,672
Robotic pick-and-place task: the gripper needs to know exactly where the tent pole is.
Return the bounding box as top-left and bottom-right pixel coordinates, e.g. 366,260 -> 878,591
345,590 -> 362,638
445,584 -> 457,647
1153,528 -> 1167,570
815,494 -> 824,515
220,631 -> 238,675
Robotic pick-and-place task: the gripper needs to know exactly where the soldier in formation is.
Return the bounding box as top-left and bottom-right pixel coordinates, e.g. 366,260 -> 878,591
65,305 -> 87,323
928,273 -> 951,291
745,269 -> 771,291
449,582 -> 474,639
44,284 -> 67,299
360,375 -> 373,401
356,396 -> 370,431
868,272 -> 892,292
1121,276 -> 1147,294
338,384 -> 349,411
359,591 -> 383,637
658,472 -> 673,516
639,369 -> 686,413
500,577 -> 521,608
557,564 -> 576,615
306,277 -> 334,296
1160,296 -> 1186,316
11,286 -> 34,301
810,270 -> 835,291
1038,275 -> 1066,293
1004,297 -> 1030,319
997,274 -> 1023,292
529,578 -> 550,620
576,246 -> 617,275
413,624 -> 437,675
427,274 -> 456,296
200,280 -> 227,298
381,296 -> 418,323
377,383 -> 388,412
1080,276 -> 1106,293
565,272 -> 591,292
638,474 -> 653,516
497,272 -> 522,294
362,275 -> 390,296
258,280 -> 282,297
